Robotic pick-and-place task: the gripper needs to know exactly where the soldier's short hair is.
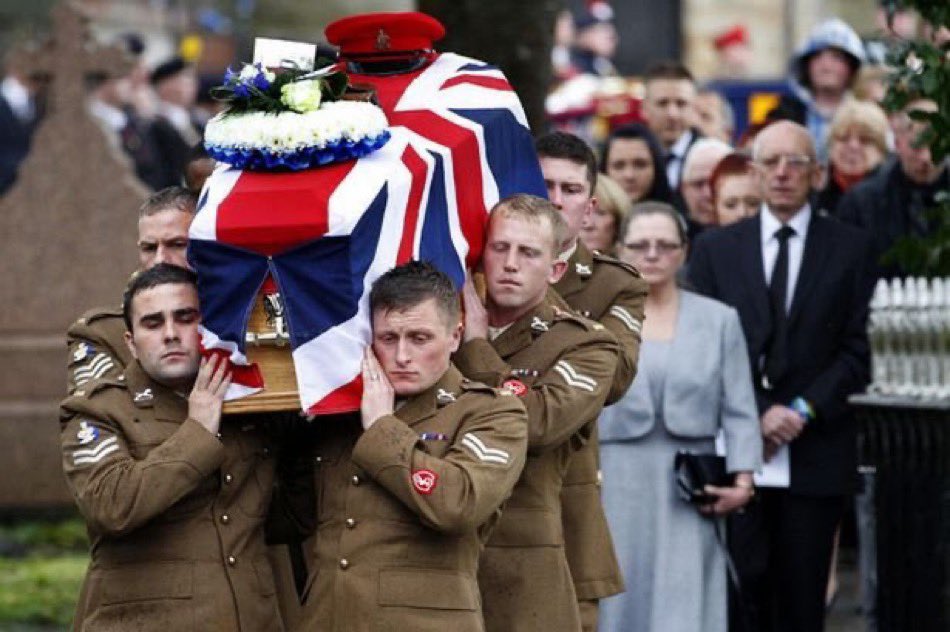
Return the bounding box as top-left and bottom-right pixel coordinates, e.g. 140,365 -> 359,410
138,186 -> 198,218
489,193 -> 569,256
122,263 -> 198,331
370,261 -> 460,328
535,131 -> 597,193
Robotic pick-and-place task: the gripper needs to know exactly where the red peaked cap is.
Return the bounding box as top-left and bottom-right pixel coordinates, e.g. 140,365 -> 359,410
714,25 -> 748,50
326,12 -> 446,56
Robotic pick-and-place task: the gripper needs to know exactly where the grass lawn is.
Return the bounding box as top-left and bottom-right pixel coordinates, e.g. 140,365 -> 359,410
0,518 -> 87,630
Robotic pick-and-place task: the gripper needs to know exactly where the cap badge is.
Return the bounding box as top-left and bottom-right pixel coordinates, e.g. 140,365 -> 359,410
77,421 -> 99,445
576,263 -> 592,277
133,388 -> 153,403
375,28 -> 391,50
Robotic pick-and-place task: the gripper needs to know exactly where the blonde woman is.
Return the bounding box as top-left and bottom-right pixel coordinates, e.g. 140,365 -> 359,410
580,173 -> 632,254
818,99 -> 889,215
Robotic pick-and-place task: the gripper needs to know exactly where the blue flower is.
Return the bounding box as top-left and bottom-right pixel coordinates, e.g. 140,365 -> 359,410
223,66 -> 237,85
233,83 -> 250,98
252,72 -> 271,91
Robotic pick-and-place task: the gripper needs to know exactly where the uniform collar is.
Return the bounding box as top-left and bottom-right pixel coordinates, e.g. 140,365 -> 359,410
394,364 -> 466,426
490,294 -> 562,359
123,360 -> 189,422
553,240 -> 594,298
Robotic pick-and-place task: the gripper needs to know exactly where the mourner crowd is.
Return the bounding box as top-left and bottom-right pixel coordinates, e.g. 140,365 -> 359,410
0,5 -> 940,632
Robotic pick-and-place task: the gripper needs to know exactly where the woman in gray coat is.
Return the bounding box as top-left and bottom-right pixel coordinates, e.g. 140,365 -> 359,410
598,202 -> 762,632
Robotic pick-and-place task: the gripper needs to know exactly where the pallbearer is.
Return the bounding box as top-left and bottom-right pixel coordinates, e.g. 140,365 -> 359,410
454,194 -> 621,630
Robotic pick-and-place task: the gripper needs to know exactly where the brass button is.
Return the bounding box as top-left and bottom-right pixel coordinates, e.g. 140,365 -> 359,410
315,456 -> 323,464
227,556 -> 236,566
345,518 -> 356,529
351,475 -> 360,486
339,558 -> 349,570
224,474 -> 233,484
216,432 -> 223,439
262,447 -> 270,456
221,514 -> 230,524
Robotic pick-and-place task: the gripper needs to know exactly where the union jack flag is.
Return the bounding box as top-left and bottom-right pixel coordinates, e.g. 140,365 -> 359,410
189,53 -> 546,415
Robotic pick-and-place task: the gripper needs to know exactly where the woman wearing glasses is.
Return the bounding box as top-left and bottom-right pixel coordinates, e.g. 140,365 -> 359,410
597,202 -> 762,632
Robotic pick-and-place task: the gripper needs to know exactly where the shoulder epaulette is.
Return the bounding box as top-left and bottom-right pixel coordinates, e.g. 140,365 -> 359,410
73,305 -> 124,328
460,378 -> 497,395
551,309 -> 604,332
592,251 -> 642,277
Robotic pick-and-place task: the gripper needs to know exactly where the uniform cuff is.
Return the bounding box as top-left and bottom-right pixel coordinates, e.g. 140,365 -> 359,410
174,418 -> 227,478
351,415 -> 419,478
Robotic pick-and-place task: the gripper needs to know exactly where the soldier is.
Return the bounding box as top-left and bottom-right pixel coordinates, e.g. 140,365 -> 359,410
454,194 -> 621,630
66,186 -> 196,395
537,131 -> 648,631
65,187 -> 307,628
60,264 -> 283,631
298,261 -> 528,631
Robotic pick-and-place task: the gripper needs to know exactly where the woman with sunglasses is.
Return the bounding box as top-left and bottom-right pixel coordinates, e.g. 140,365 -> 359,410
597,202 -> 761,632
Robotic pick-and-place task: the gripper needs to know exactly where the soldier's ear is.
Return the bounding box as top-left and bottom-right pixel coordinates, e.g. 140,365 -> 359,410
124,330 -> 139,360
549,258 -> 568,284
449,320 -> 462,353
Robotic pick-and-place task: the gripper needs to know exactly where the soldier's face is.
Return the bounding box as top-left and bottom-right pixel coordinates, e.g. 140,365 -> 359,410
125,283 -> 203,390
372,298 -> 461,397
483,212 -> 566,320
137,210 -> 192,270
540,156 -> 593,241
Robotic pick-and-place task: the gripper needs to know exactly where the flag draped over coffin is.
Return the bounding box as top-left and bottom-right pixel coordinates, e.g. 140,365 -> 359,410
188,53 -> 547,415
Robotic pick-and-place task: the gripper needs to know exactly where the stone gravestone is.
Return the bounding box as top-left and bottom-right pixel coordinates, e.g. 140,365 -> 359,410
0,3 -> 148,508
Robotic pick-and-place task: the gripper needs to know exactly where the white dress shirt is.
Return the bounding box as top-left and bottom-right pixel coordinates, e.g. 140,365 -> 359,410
760,203 -> 812,312
665,129 -> 693,189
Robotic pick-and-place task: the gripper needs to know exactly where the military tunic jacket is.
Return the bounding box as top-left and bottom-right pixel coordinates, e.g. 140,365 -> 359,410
452,295 -> 620,630
299,365 -> 528,632
60,361 -> 282,632
553,243 -> 647,600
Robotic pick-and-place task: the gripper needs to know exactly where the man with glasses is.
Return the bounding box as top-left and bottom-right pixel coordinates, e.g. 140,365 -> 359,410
689,121 -> 873,631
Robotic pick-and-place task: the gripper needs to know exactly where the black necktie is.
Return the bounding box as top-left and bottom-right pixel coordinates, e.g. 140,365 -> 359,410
763,225 -> 795,387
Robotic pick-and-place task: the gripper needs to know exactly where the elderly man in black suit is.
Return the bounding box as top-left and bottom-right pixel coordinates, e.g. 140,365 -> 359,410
689,120 -> 873,632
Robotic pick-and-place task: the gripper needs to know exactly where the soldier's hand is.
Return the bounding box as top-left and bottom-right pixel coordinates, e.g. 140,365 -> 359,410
462,274 -> 488,342
188,354 -> 231,436
360,346 -> 394,431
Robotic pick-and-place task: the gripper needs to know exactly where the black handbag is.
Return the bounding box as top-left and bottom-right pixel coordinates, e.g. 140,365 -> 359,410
673,451 -> 731,505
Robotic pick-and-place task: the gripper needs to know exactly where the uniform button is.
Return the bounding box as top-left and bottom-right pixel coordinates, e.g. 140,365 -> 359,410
224,474 -> 233,484
339,558 -> 349,570
351,475 -> 361,486
345,518 -> 356,529
227,556 -> 237,566
221,514 -> 230,524
262,447 -> 270,456
216,432 -> 223,439
314,456 -> 323,464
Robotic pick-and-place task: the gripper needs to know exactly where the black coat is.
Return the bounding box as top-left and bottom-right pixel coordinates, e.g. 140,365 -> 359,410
688,213 -> 873,496
837,159 -> 948,279
0,95 -> 36,195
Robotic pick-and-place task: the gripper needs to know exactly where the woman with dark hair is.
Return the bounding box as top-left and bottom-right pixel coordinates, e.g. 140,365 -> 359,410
600,123 -> 673,205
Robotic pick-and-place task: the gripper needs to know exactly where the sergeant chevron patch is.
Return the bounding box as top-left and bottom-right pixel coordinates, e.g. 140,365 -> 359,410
554,360 -> 596,392
72,436 -> 119,466
609,305 -> 642,333
461,433 -> 510,465
73,353 -> 115,386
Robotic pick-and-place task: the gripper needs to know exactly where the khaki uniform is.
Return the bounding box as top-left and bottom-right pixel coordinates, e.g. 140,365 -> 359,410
66,306 -> 130,395
299,366 -> 528,632
553,243 -> 647,627
453,294 -> 621,632
60,361 -> 282,632
66,304 -> 307,627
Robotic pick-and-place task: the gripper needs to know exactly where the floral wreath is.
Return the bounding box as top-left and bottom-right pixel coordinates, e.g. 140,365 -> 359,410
204,63 -> 390,171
